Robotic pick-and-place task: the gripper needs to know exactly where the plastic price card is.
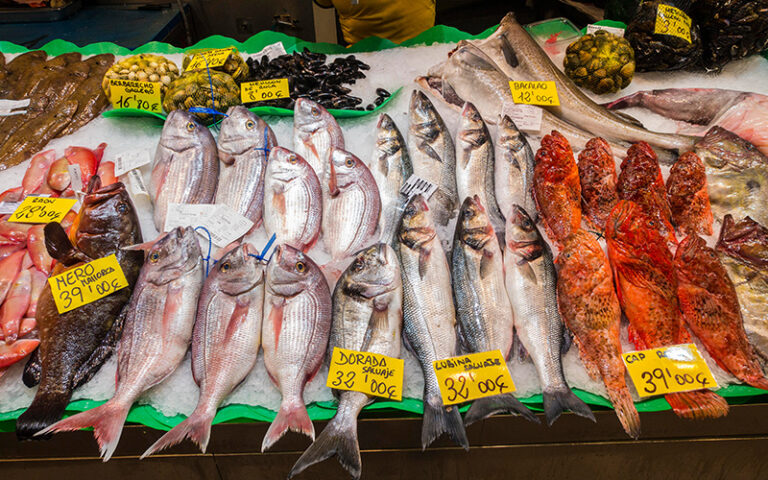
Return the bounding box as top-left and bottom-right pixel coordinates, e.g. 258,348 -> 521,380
326,347 -> 404,401
433,350 -> 516,406
186,48 -> 235,71
622,343 -> 717,397
8,196 -> 76,224
241,79 -> 290,103
509,81 -> 560,106
108,79 -> 162,114
49,254 -> 129,314
654,5 -> 692,43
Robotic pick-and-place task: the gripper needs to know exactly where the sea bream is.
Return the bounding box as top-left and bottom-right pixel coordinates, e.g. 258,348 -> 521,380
294,98 -> 344,180
494,115 -> 536,219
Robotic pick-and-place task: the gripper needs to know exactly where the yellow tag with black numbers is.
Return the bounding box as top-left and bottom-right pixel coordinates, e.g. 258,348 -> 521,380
326,347 -> 404,401
185,47 -> 235,71
108,79 -> 163,113
8,196 -> 76,224
509,81 -> 560,106
622,344 -> 717,397
433,350 -> 516,406
654,4 -> 692,43
240,79 -> 290,103
49,254 -> 129,314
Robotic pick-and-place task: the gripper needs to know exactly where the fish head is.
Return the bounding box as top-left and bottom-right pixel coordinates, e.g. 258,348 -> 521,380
674,234 -> 717,285
409,90 -> 442,134
375,114 -> 404,156
328,148 -> 367,194
694,126 -> 768,172
557,230 -> 602,269
535,131 -> 575,180
268,146 -> 312,183
458,102 -> 489,154
398,195 -> 436,250
605,200 -> 671,266
294,98 -> 333,137
499,115 -> 525,148
161,110 -> 214,153
450,42 -> 500,74
414,77 -> 465,110
506,205 -> 544,261
338,243 -> 400,300
73,180 -> 142,248
218,106 -> 273,163
266,244 -> 324,297
457,196 -> 494,251
715,214 -> 768,268
143,226 -> 202,285
211,242 -> 265,296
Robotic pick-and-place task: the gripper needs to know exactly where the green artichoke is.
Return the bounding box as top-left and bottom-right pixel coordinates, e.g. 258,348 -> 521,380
564,30 -> 636,95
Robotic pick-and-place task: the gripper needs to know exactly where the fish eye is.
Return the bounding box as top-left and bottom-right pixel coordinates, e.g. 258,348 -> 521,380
245,120 -> 255,130
352,260 -> 364,272
288,155 -> 298,164
186,122 -> 196,132
311,107 -> 320,116
117,202 -> 128,213
150,252 -> 160,263
405,206 -> 416,216
295,261 -> 306,273
345,158 -> 355,168
221,262 -> 230,272
522,219 -> 532,230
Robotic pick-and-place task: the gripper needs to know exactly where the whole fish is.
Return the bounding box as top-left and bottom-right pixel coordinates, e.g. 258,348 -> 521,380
556,230 -> 640,438
451,197 -> 536,426
494,115 -> 536,219
294,98 -> 344,180
38,226 -> 204,460
371,113 -> 413,245
504,205 -> 594,425
150,110 -> 219,231
666,152 -> 713,236
0,250 -> 25,305
16,179 -> 144,440
142,243 -> 265,457
263,147 -> 322,253
262,245 -> 331,451
215,106 -> 277,228
289,243 -> 402,479
606,200 -> 729,420
396,195 -> 468,450
532,130 -> 582,246
455,103 -> 505,242
0,269 -> 31,343
675,234 -> 768,390
578,138 -> 618,232
322,148 -> 380,263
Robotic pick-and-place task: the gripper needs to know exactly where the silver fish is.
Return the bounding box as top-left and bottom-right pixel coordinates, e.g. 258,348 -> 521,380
371,113 -> 413,246
396,195 -> 468,450
215,106 -> 277,228
150,110 -> 219,231
263,147 -> 322,253
504,206 -> 594,425
262,245 -> 332,451
289,243 -> 402,479
294,98 -> 345,180
495,115 -> 536,219
451,196 -> 536,426
39,226 -> 205,460
142,243 -> 265,457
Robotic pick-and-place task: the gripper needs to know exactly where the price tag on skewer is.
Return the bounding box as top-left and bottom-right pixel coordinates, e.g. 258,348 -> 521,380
509,81 -> 560,107
240,79 -> 290,103
433,350 -> 516,405
326,347 -> 404,401
108,79 -> 163,113
49,254 -> 129,314
622,344 -> 717,397
8,196 -> 77,224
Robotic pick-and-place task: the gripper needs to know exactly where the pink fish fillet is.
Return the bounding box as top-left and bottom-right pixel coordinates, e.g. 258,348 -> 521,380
0,269 -> 31,342
21,150 -> 56,196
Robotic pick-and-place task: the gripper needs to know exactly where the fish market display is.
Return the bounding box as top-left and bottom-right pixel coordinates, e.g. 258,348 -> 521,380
578,138 -> 619,232
215,106 -> 277,228
16,179 -> 144,439
290,243 -> 401,479
666,151 -> 713,236
494,116 -> 536,219
38,226 -> 204,460
504,206 -> 594,425
563,30 -> 635,95
263,147 -> 322,253
262,245 -> 331,451
293,98 -> 345,179
532,131 -> 582,246
150,110 -> 219,231
451,197 -> 536,426
143,243 -> 265,457
556,230 -> 640,438
675,234 -> 768,390
606,200 -> 729,419
396,195 -> 468,450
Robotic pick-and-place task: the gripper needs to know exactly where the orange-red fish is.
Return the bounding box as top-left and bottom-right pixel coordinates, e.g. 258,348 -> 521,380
666,152 -> 713,236
577,137 -> 618,231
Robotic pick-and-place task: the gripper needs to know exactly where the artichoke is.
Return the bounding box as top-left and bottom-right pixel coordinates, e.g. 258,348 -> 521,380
102,54 -> 180,97
162,70 -> 241,125
564,30 -> 636,94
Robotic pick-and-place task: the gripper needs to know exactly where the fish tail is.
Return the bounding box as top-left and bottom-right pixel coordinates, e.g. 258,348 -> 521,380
261,397 -> 315,452
607,389 -> 641,439
665,390 -> 729,420
288,413 -> 360,480
602,92 -> 642,110
422,397 -> 469,451
542,386 -> 596,426
15,388 -> 72,440
141,407 -> 215,458
745,376 -> 768,391
464,393 -> 539,427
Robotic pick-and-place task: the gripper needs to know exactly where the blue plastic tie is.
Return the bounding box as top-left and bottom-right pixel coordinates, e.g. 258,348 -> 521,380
254,126 -> 271,158
188,56 -> 228,129
257,233 -> 277,261
194,225 -> 213,276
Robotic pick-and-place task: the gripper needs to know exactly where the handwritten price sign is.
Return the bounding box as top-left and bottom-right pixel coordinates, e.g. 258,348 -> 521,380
433,350 -> 516,405
49,254 -> 129,314
622,344 -> 717,397
108,79 -> 162,113
8,196 -> 76,224
654,4 -> 692,43
185,48 -> 235,71
326,347 -> 404,401
509,81 -> 560,107
240,79 -> 290,103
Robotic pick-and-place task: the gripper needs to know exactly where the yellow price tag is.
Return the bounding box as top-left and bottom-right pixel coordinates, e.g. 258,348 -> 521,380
8,196 -> 76,224
49,254 -> 129,314
622,344 -> 717,398
654,4 -> 692,43
433,350 -> 516,406
326,347 -> 404,401
108,79 -> 163,113
240,79 -> 290,103
185,48 -> 235,72
509,81 -> 560,107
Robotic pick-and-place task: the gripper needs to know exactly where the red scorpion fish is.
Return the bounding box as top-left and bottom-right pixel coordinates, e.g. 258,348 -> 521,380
666,152 -> 713,236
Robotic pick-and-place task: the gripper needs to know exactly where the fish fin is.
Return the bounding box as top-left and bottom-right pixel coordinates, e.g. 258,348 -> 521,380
626,323 -> 648,351
746,376 -> 768,391
479,250 -> 494,279
499,34 -> 519,68
361,306 -> 389,352
418,141 -> 443,163
72,307 -> 126,389
542,386 -> 596,426
608,388 -> 641,439
611,111 -> 645,128
141,407 -> 215,458
262,397 -> 314,452
665,390 -> 729,420
272,189 -> 286,218
601,92 -> 642,110
561,326 -> 573,355
422,399 -> 468,451
288,411 -> 361,480
518,261 -> 538,285
15,387 -> 72,440
22,347 -> 41,387
268,300 -> 284,350
455,320 -> 471,355
224,299 -> 251,343
513,330 -> 530,362
43,222 -> 89,265
418,248 -> 430,279
464,393 -> 539,426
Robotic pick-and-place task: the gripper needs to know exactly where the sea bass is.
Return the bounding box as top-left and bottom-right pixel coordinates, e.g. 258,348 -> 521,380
666,152 -> 713,236
294,98 -> 344,180
451,197 -> 536,426
578,138 -> 618,232
215,106 -> 277,228
142,243 -> 264,457
504,205 -> 594,425
396,195 -> 468,450
494,115 -> 536,219
38,226 -> 204,460
262,245 -> 331,451
150,110 -> 219,231
289,243 -> 401,479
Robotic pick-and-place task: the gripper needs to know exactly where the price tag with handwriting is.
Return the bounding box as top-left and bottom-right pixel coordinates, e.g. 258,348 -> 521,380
326,347 -> 404,401
433,350 -> 516,405
49,254 -> 129,314
8,196 -> 77,224
185,48 -> 235,71
622,344 -> 717,397
108,79 -> 162,113
654,4 -> 692,43
509,81 -> 560,107
240,79 -> 290,103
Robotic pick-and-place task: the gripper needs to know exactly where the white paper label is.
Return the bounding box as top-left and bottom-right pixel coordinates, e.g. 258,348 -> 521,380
502,102 -> 543,133
127,169 -> 150,199
165,203 -> 253,247
67,164 -> 83,193
586,24 -> 625,37
400,175 -> 438,200
250,42 -> 287,62
0,201 -> 21,214
0,99 -> 30,116
115,150 -> 152,177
